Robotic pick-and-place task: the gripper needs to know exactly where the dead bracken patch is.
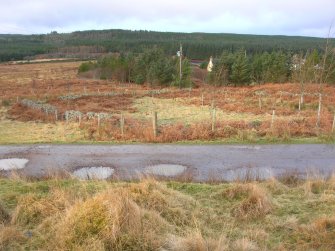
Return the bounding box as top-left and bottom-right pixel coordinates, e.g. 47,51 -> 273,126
1,60 -> 335,143
48,94 -> 138,114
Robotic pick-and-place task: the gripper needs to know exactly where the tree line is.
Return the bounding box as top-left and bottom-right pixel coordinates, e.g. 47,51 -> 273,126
208,49 -> 335,86
79,47 -> 335,87
0,29 -> 333,62
78,48 -> 192,87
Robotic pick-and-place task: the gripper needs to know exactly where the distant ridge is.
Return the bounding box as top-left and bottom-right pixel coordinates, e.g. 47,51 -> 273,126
0,29 -> 332,62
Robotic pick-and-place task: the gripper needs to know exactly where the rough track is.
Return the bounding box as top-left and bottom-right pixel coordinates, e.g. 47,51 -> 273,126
0,144 -> 334,181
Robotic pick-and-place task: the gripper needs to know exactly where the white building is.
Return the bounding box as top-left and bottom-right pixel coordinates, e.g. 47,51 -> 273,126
207,56 -> 213,72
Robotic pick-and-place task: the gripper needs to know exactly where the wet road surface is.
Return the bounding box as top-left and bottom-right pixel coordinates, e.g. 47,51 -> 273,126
0,144 -> 334,181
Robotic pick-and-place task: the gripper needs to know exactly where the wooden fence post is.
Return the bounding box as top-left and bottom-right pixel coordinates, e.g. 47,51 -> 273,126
332,113 -> 335,133
211,100 -> 215,110
258,96 -> 262,110
78,114 -> 82,126
152,111 -> 158,138
55,110 -> 58,121
201,93 -> 204,107
120,113 -> 125,137
97,114 -> 101,128
316,93 -> 322,128
65,112 -> 69,124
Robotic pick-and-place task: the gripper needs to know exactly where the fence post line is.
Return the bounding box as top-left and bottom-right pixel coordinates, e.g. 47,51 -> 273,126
55,110 -> 58,121
152,111 -> 158,138
332,113 -> 335,133
258,96 -> 262,110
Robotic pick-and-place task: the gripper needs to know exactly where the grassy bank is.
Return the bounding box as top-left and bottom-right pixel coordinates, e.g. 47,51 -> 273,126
1,176 -> 335,250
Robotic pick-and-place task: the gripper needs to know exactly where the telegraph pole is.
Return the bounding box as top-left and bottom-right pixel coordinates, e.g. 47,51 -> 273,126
179,43 -> 182,89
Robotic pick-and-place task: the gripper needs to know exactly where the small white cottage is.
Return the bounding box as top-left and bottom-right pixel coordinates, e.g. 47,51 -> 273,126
207,56 -> 213,72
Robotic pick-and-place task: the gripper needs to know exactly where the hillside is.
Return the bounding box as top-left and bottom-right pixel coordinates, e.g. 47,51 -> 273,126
0,29 -> 332,62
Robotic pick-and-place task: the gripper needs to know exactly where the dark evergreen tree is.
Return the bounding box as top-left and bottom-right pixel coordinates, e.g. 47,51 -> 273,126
230,50 -> 251,86
209,51 -> 234,86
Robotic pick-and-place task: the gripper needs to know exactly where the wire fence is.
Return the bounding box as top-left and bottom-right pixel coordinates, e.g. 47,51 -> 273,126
17,94 -> 335,141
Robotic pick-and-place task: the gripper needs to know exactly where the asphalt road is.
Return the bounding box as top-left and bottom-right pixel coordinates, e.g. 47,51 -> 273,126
0,144 -> 335,181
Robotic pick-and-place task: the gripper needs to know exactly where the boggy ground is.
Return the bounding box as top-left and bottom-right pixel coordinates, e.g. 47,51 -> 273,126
0,175 -> 335,250
1,61 -> 335,143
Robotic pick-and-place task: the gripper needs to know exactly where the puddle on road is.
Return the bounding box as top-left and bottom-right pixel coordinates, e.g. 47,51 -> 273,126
72,167 -> 115,180
144,164 -> 187,177
0,158 -> 29,171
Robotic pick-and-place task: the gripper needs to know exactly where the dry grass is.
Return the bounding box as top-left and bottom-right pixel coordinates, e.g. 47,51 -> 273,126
0,178 -> 196,250
0,226 -> 26,250
11,191 -> 68,227
232,238 -> 258,251
163,232 -> 229,251
0,119 -> 85,144
292,217 -> 335,250
133,97 -> 267,125
231,184 -> 273,220
51,190 -> 169,250
0,200 -> 10,224
1,177 -> 335,250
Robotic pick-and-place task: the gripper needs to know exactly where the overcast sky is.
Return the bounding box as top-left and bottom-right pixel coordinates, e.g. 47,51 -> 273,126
0,0 -> 334,37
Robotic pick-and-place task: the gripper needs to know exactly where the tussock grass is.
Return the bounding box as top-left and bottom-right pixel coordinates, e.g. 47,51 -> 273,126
232,238 -> 258,251
0,226 -> 26,250
163,231 -> 229,251
0,200 -> 10,224
231,184 -> 273,220
291,216 -> 335,250
125,179 -> 196,227
11,190 -> 69,227
1,177 -> 335,250
51,190 -> 169,250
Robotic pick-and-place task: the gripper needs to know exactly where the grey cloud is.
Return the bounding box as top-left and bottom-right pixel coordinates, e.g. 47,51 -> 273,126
0,0 -> 334,36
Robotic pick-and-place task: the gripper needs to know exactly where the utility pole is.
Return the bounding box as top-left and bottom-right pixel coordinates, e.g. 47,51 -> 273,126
179,43 -> 183,89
